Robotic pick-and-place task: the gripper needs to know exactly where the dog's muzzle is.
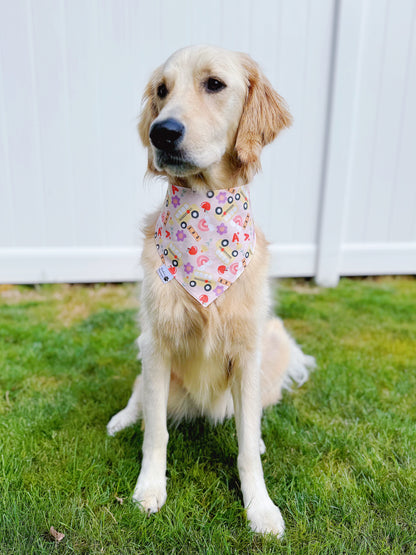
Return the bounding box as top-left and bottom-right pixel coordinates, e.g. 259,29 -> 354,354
149,118 -> 185,152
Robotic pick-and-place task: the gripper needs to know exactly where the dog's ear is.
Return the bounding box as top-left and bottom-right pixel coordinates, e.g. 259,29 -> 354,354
234,55 -> 292,182
138,67 -> 162,173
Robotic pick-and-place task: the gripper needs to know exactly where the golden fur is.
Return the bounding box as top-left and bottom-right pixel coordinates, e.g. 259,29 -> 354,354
107,45 -> 314,537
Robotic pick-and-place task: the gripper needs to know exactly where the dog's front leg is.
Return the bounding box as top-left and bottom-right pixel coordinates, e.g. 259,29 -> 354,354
232,350 -> 285,537
132,332 -> 170,514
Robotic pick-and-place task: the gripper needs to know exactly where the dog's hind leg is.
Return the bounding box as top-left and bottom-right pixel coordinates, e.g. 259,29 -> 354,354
107,372 -> 198,436
260,317 -> 315,409
107,375 -> 143,436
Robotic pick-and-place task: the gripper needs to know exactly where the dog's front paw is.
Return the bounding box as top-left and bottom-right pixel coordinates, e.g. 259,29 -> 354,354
246,497 -> 285,538
107,408 -> 139,436
133,478 -> 167,514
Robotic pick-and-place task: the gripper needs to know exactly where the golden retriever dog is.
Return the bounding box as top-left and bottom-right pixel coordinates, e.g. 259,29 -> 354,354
107,45 -> 315,537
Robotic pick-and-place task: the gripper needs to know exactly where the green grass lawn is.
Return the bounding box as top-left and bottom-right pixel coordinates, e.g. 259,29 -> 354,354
0,278 -> 415,554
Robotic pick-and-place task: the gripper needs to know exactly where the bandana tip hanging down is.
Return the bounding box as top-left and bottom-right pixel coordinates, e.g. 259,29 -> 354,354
154,184 -> 256,307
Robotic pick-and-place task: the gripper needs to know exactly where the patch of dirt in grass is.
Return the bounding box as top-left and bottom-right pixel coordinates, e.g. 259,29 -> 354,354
1,283 -> 141,328
0,285 -> 46,303
277,278 -> 323,295
55,284 -> 140,327
291,284 -> 323,295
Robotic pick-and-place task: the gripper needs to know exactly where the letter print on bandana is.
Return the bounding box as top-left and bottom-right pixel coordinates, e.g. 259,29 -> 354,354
154,184 -> 256,307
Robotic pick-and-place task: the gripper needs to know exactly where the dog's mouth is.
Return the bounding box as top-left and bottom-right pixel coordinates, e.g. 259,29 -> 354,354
155,149 -> 199,176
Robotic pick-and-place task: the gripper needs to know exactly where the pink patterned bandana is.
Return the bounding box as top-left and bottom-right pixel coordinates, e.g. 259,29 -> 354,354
154,183 -> 256,307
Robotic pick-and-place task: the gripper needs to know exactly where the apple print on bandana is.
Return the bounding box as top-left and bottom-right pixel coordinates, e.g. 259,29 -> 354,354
154,183 -> 256,307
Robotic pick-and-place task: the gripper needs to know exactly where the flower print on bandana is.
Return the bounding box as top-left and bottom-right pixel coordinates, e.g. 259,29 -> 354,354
176,229 -> 186,242
154,184 -> 256,307
216,223 -> 227,235
171,195 -> 181,208
216,191 -> 227,204
183,262 -> 194,275
213,285 -> 224,296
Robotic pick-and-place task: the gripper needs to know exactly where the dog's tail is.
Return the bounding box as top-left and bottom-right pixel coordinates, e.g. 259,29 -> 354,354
260,318 -> 316,408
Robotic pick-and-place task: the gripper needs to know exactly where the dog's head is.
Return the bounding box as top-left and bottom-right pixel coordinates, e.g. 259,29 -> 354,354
139,45 -> 292,184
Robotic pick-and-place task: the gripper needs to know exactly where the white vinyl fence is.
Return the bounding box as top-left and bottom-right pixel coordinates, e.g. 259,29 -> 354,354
0,0 -> 415,286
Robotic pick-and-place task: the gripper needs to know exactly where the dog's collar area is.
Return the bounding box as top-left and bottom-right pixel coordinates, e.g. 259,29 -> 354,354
154,183 -> 256,306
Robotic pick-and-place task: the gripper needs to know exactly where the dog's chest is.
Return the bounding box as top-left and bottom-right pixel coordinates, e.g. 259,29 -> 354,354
172,346 -> 231,409
150,288 -> 235,402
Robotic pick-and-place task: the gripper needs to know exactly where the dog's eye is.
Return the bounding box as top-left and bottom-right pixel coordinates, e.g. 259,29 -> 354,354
205,78 -> 226,93
157,83 -> 168,99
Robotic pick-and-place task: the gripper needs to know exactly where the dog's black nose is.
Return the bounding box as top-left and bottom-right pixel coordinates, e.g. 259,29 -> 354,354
149,118 -> 185,152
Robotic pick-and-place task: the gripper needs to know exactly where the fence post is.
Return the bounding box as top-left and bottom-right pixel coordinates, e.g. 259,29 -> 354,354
315,0 -> 365,286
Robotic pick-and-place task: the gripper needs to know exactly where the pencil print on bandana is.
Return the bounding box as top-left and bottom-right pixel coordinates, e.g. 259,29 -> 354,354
155,184 -> 256,307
